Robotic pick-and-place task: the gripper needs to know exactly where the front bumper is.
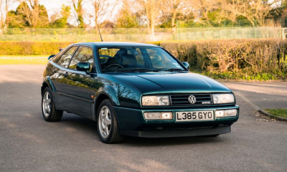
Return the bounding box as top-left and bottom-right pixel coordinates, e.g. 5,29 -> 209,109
121,126 -> 231,138
114,105 -> 239,138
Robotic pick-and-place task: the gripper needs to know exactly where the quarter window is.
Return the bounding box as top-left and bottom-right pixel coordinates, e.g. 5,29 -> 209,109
69,47 -> 94,71
57,47 -> 78,68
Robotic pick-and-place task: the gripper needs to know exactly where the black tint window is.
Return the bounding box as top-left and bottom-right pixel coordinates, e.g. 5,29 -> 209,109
52,48 -> 66,63
69,47 -> 94,71
57,47 -> 78,68
99,47 -> 184,73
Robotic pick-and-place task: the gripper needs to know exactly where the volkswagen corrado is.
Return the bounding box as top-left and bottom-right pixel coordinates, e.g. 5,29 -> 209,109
41,42 -> 239,143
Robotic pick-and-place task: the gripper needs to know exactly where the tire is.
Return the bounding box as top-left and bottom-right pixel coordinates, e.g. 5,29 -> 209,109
41,87 -> 63,122
97,99 -> 125,143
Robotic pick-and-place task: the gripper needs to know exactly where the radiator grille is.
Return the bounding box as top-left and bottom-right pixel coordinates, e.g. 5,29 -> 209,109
171,94 -> 212,106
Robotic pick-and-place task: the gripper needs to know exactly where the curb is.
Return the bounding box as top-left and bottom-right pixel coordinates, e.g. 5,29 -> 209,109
235,92 -> 287,122
258,109 -> 287,121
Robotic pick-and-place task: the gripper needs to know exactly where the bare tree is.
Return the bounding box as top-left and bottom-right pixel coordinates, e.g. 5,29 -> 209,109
0,0 -> 12,30
219,0 -> 277,27
219,0 -> 247,24
0,0 -> 6,29
161,0 -> 190,33
71,0 -> 85,28
191,0 -> 221,27
191,0 -> 280,27
135,0 -> 162,40
15,0 -> 49,28
89,0 -> 117,31
244,0 -> 280,27
116,0 -> 139,28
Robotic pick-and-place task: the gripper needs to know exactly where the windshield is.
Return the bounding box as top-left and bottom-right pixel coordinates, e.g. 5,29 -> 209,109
99,47 -> 185,73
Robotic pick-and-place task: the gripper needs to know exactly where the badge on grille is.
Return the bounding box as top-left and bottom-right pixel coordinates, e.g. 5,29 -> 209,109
188,95 -> 196,104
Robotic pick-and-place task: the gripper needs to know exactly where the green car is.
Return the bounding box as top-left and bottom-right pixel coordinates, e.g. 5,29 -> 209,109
41,42 -> 239,143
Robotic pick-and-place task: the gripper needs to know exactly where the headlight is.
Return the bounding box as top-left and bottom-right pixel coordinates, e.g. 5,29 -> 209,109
213,94 -> 234,104
142,96 -> 170,106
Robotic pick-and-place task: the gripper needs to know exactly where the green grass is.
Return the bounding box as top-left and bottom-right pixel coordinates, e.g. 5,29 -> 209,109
265,109 -> 287,118
0,56 -> 48,65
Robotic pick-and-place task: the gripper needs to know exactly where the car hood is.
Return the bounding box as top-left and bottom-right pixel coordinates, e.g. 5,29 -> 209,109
111,72 -> 231,94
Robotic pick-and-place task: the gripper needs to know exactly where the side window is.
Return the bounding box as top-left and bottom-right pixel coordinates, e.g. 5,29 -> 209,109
52,48 -> 67,63
69,47 -> 94,71
56,47 -> 78,68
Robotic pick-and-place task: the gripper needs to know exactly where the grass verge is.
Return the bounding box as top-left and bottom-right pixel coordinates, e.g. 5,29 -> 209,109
190,70 -> 286,81
0,56 -> 48,65
265,109 -> 287,119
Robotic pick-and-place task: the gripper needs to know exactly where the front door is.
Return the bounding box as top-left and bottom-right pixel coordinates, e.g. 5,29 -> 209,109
63,46 -> 95,116
50,46 -> 79,107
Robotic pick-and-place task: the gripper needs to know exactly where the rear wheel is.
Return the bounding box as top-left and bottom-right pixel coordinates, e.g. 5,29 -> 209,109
41,87 -> 63,122
97,99 -> 124,143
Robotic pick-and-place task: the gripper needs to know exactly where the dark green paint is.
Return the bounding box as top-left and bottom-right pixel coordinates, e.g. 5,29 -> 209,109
42,42 -> 239,137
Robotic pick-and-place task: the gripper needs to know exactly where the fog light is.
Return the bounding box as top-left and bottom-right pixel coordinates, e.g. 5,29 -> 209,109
144,112 -> 173,120
216,109 -> 237,118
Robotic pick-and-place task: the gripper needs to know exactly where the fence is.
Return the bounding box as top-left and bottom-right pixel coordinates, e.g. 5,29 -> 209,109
0,27 -> 282,42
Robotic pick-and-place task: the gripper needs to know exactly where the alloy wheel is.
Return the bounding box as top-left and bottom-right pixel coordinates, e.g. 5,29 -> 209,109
42,91 -> 51,118
98,106 -> 112,138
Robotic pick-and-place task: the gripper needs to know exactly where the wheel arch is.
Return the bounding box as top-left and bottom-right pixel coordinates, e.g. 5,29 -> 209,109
93,92 -> 118,121
41,77 -> 56,95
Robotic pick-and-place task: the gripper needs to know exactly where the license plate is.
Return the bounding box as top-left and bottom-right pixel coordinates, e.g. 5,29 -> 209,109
176,111 -> 214,122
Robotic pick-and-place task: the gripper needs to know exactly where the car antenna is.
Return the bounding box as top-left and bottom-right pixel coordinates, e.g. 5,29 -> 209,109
96,22 -> 103,42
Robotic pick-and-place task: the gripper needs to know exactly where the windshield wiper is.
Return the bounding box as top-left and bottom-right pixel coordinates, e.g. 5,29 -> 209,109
109,68 -> 186,73
117,68 -> 154,72
154,68 -> 186,72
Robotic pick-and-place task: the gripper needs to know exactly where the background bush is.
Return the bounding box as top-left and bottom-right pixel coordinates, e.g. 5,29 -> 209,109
0,39 -> 286,80
161,39 -> 287,80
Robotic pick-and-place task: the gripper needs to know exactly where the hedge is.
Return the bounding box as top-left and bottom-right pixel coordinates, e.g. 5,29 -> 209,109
0,39 -> 286,79
0,41 -> 74,55
161,39 -> 287,79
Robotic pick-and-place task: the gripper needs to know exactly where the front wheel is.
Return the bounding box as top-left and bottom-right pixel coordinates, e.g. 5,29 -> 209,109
97,99 -> 124,143
41,87 -> 63,122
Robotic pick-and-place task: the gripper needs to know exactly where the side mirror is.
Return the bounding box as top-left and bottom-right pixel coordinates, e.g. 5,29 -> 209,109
76,62 -> 90,73
182,62 -> 190,70
48,55 -> 55,60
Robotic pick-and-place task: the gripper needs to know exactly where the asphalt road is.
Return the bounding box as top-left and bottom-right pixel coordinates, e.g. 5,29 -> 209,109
223,82 -> 287,110
1,65 -> 287,172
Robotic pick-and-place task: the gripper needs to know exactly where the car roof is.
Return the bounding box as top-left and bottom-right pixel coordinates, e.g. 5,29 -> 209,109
72,42 -> 159,48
